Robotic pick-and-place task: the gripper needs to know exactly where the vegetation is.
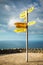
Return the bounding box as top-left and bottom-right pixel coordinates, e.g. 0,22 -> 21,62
0,48 -> 43,54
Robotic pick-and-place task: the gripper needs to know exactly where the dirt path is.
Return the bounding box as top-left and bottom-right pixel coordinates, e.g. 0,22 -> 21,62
0,53 -> 43,65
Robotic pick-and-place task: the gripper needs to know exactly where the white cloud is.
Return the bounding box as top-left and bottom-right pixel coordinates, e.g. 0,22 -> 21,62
4,4 -> 16,12
8,17 -> 21,28
4,4 -> 10,11
36,18 -> 43,23
2,1 -> 43,35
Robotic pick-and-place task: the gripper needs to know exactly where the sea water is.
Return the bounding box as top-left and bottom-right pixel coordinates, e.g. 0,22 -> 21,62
0,40 -> 43,49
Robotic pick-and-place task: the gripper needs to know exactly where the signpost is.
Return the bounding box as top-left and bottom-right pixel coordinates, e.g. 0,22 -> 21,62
26,10 -> 28,62
14,21 -> 36,28
14,6 -> 36,62
20,11 -> 27,18
28,7 -> 34,13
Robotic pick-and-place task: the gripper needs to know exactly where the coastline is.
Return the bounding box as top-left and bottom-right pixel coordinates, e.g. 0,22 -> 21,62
0,48 -> 43,55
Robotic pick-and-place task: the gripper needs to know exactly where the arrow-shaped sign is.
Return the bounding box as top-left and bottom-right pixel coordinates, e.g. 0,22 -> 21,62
28,7 -> 34,13
14,21 -> 36,32
20,7 -> 34,19
14,28 -> 26,33
20,11 -> 27,18
14,21 -> 36,28
13,6 -> 36,62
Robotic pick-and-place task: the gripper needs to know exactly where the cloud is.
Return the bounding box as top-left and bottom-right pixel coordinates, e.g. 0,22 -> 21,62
4,4 -> 16,11
8,18 -> 15,27
0,0 -> 43,35
4,4 -> 10,11
36,18 -> 43,23
7,2 -> 43,34
8,17 -> 21,28
39,0 -> 43,8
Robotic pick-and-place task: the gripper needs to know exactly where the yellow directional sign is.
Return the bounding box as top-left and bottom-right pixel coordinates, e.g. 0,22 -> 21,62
14,21 -> 36,28
14,7 -> 35,33
28,7 -> 34,13
14,22 -> 27,28
13,28 -> 26,33
13,6 -> 36,62
20,11 -> 27,18
13,21 -> 36,32
28,21 -> 36,26
24,17 -> 27,22
20,7 -> 34,19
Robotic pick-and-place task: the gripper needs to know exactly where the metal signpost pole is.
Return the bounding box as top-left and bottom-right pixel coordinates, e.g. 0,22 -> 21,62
26,10 -> 28,62
14,6 -> 35,62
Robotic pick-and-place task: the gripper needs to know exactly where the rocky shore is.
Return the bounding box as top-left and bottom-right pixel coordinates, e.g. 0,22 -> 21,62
0,48 -> 43,54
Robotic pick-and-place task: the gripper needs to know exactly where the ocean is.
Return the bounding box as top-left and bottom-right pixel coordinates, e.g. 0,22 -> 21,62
0,40 -> 43,49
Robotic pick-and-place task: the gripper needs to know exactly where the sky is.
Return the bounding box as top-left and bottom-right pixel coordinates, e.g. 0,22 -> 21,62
0,0 -> 43,41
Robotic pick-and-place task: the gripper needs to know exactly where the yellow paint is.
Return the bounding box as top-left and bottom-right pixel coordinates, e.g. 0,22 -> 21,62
20,11 -> 27,18
13,28 -> 26,32
24,17 -> 27,22
13,21 -> 36,33
28,7 -> 34,13
14,21 -> 36,28
28,21 -> 36,26
20,7 -> 34,19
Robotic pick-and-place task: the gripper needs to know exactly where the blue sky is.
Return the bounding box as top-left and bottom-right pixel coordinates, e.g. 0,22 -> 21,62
0,0 -> 43,41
